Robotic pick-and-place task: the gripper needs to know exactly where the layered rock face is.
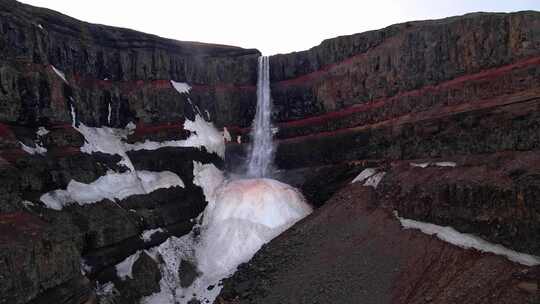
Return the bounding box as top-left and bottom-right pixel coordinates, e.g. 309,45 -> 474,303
256,11 -> 540,255
0,0 -> 259,128
1,1 -> 539,303
0,0 -> 257,303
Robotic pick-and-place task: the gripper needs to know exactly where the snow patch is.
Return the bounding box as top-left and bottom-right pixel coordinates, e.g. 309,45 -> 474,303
192,161 -> 225,204
95,281 -> 116,297
236,135 -> 242,144
351,168 -> 377,184
37,24 -> 44,30
40,170 -> 184,210
76,123 -> 135,170
410,162 -> 430,168
107,103 -> 112,125
397,213 -> 540,266
70,103 -> 77,127
20,141 -> 47,155
410,161 -> 456,168
170,80 -> 191,94
364,172 -> 386,188
116,251 -> 142,280
127,115 -> 225,158
182,114 -> 225,158
435,161 -> 457,167
21,200 -> 34,209
141,228 -> 165,242
138,170 -> 185,193
142,234 -> 204,304
37,127 -> 49,137
80,259 -> 92,275
223,127 -> 232,142
21,200 -> 34,207
51,65 -> 67,83
19,127 -> 50,155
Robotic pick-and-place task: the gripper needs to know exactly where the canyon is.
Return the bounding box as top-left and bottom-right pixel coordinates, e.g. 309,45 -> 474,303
0,0 -> 539,303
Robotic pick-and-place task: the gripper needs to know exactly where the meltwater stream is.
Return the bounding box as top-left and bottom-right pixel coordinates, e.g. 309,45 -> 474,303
246,56 -> 274,178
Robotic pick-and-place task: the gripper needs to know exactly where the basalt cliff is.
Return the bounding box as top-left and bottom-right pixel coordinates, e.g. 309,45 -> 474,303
0,0 -> 539,303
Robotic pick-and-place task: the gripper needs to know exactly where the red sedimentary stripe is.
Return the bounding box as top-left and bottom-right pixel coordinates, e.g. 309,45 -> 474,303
69,72 -> 256,93
275,56 -> 540,130
278,90 -> 540,144
16,62 -> 257,93
274,34 -> 403,87
0,122 -> 16,139
0,212 -> 45,242
132,122 -> 185,137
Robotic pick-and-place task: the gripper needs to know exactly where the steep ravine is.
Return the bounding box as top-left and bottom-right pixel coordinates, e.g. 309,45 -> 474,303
0,1 -> 539,303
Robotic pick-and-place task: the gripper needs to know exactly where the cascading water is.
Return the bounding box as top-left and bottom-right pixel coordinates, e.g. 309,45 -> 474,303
141,55 -> 311,304
246,56 -> 274,178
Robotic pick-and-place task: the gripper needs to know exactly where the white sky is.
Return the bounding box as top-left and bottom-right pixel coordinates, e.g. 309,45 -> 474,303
18,0 -> 540,55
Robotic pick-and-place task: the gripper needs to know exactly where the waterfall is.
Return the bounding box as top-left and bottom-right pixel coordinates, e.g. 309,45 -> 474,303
246,56 -> 274,178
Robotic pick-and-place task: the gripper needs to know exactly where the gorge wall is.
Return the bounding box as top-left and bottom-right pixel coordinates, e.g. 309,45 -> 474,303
263,11 -> 540,255
0,0 -> 539,303
0,0 -> 259,303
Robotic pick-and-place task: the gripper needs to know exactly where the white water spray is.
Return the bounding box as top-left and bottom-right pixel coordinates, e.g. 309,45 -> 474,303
246,56 -> 274,178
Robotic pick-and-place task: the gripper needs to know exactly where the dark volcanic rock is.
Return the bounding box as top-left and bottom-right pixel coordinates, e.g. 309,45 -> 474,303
0,212 -> 82,304
178,259 -> 199,288
27,275 -> 95,304
377,151 -> 540,256
274,93 -> 540,169
0,0 -> 260,127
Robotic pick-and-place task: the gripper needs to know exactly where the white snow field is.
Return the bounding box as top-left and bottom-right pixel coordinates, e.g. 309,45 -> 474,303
40,99 -> 225,210
141,228 -> 166,242
143,178 -> 312,304
51,65 -> 67,83
397,213 -> 540,266
116,251 -> 142,280
40,170 -> 184,210
125,114 -> 225,158
19,141 -> 47,155
351,168 -> 377,184
351,168 -> 386,188
170,80 -> 191,94
19,127 -> 50,155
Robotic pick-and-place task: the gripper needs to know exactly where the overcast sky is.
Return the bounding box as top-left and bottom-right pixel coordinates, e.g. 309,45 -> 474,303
18,0 -> 540,55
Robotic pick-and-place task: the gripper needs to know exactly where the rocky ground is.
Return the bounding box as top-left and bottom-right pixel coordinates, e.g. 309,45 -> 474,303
217,180 -> 539,304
